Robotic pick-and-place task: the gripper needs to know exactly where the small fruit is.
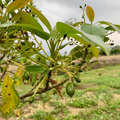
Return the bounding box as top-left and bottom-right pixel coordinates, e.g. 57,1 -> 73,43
29,96 -> 34,103
78,63 -> 82,66
72,62 -> 75,65
23,71 -> 30,80
78,69 -> 83,72
75,77 -> 81,83
87,44 -> 91,48
66,83 -> 75,97
21,42 -> 25,45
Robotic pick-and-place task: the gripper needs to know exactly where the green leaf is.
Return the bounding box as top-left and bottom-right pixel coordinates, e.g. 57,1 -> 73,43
56,22 -> 110,56
0,22 -> 50,40
86,6 -> 95,24
60,42 -> 71,50
70,46 -> 83,60
25,65 -> 47,73
35,54 -> 47,64
0,73 -> 20,115
51,30 -> 60,39
31,73 -> 37,86
14,66 -> 24,86
104,37 -> 109,42
13,11 -> 43,31
68,34 -> 99,58
97,21 -> 120,33
86,51 -> 94,60
6,0 -> 30,13
81,24 -> 106,39
5,0 -> 11,4
27,4 -> 52,32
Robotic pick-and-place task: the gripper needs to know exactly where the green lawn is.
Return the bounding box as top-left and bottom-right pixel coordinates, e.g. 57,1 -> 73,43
1,65 -> 120,120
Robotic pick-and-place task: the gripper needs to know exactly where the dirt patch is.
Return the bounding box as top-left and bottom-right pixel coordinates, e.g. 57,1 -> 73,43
75,83 -> 97,90
113,94 -> 120,99
69,107 -> 86,115
112,74 -> 118,77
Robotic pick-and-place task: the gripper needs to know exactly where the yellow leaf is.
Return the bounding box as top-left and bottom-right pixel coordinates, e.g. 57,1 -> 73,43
86,6 -> 95,24
50,79 -> 63,99
14,109 -> 22,117
0,73 -> 20,115
6,0 -> 30,13
15,66 -> 24,86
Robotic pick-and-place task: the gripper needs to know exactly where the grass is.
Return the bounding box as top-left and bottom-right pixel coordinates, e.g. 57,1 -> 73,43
1,65 -> 120,119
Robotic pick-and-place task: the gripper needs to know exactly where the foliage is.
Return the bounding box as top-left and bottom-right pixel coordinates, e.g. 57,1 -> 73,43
68,96 -> 97,108
110,45 -> 120,55
0,0 -> 120,116
28,65 -> 120,120
29,110 -> 55,120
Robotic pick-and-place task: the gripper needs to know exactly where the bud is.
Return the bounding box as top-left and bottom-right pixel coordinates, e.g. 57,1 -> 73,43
87,44 -> 91,48
72,62 -> 75,65
63,34 -> 67,39
79,6 -> 83,9
78,69 -> 83,72
110,43 -> 114,46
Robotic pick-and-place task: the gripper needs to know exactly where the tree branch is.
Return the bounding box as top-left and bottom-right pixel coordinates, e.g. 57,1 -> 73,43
20,77 -> 69,100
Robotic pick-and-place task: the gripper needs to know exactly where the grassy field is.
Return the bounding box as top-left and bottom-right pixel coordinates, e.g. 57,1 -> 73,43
1,65 -> 120,120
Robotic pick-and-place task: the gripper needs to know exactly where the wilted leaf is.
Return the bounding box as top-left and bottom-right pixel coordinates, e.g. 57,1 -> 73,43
0,73 -> 20,115
50,79 -> 63,99
14,109 -> 22,117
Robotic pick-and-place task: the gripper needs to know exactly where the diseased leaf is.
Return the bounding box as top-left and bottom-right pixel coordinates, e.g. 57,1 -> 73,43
0,73 -> 20,115
86,6 -> 95,24
6,0 -> 30,13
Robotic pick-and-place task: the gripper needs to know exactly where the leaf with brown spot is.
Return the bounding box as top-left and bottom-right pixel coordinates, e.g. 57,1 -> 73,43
50,79 -> 63,99
0,73 -> 20,115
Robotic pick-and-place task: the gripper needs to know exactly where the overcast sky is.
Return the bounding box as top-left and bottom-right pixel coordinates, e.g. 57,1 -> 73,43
33,0 -> 120,54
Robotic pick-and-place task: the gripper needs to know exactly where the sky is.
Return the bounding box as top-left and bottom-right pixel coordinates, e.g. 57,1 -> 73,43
33,0 -> 120,54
